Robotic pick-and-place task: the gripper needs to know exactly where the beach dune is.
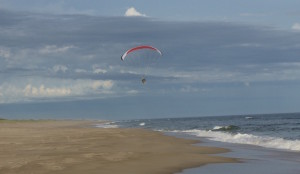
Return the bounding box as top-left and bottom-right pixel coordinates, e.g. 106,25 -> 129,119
0,120 -> 237,174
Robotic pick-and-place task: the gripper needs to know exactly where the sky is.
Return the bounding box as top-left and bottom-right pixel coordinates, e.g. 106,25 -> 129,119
0,0 -> 300,120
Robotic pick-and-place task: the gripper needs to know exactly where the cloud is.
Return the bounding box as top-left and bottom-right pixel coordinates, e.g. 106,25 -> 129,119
127,90 -> 139,94
24,84 -> 71,97
0,78 -> 115,103
0,47 -> 11,59
223,43 -> 264,48
93,68 -> 107,74
52,65 -> 68,73
91,80 -> 113,90
39,45 -> 75,54
240,13 -> 266,17
75,69 -> 87,73
292,23 -> 300,31
124,7 -> 146,17
147,61 -> 300,85
92,65 -> 107,74
1,9 -> 300,104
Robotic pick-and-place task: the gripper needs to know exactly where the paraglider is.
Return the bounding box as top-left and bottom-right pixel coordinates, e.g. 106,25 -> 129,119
121,45 -> 162,84
121,45 -> 162,61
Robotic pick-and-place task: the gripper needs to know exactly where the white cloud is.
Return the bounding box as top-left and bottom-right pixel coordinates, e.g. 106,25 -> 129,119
0,47 -> 11,59
222,43 -> 264,48
53,65 -> 68,73
93,68 -> 107,74
240,13 -> 266,17
292,23 -> 300,31
92,64 -> 107,74
127,90 -> 139,94
124,7 -> 146,17
91,80 -> 113,90
0,79 -> 115,103
24,84 -> 71,97
75,69 -> 87,73
39,45 -> 75,54
153,62 -> 300,85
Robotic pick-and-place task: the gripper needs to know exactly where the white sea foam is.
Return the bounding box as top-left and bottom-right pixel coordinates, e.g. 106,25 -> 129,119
139,122 -> 145,126
211,125 -> 240,131
212,126 -> 223,130
94,122 -> 119,128
173,129 -> 300,151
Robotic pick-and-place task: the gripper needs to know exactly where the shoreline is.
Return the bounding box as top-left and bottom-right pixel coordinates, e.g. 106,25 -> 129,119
0,120 -> 238,174
179,136 -> 300,174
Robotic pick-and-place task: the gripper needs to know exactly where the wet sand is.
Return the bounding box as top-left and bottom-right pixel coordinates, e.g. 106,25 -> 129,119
0,120 -> 238,174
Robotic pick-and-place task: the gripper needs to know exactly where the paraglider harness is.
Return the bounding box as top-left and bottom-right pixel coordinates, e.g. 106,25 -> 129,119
141,77 -> 146,84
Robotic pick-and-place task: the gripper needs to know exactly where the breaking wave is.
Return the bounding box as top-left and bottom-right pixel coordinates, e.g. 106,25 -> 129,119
211,125 -> 240,131
173,129 -> 300,151
94,122 -> 119,128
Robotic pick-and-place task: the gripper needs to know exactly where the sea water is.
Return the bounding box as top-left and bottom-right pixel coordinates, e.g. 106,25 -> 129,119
97,113 -> 300,174
115,113 -> 300,152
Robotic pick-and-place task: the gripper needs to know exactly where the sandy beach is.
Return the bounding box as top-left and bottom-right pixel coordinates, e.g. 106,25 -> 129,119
0,120 -> 237,174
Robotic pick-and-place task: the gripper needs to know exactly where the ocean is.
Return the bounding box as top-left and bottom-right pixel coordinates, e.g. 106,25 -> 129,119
96,113 -> 300,174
